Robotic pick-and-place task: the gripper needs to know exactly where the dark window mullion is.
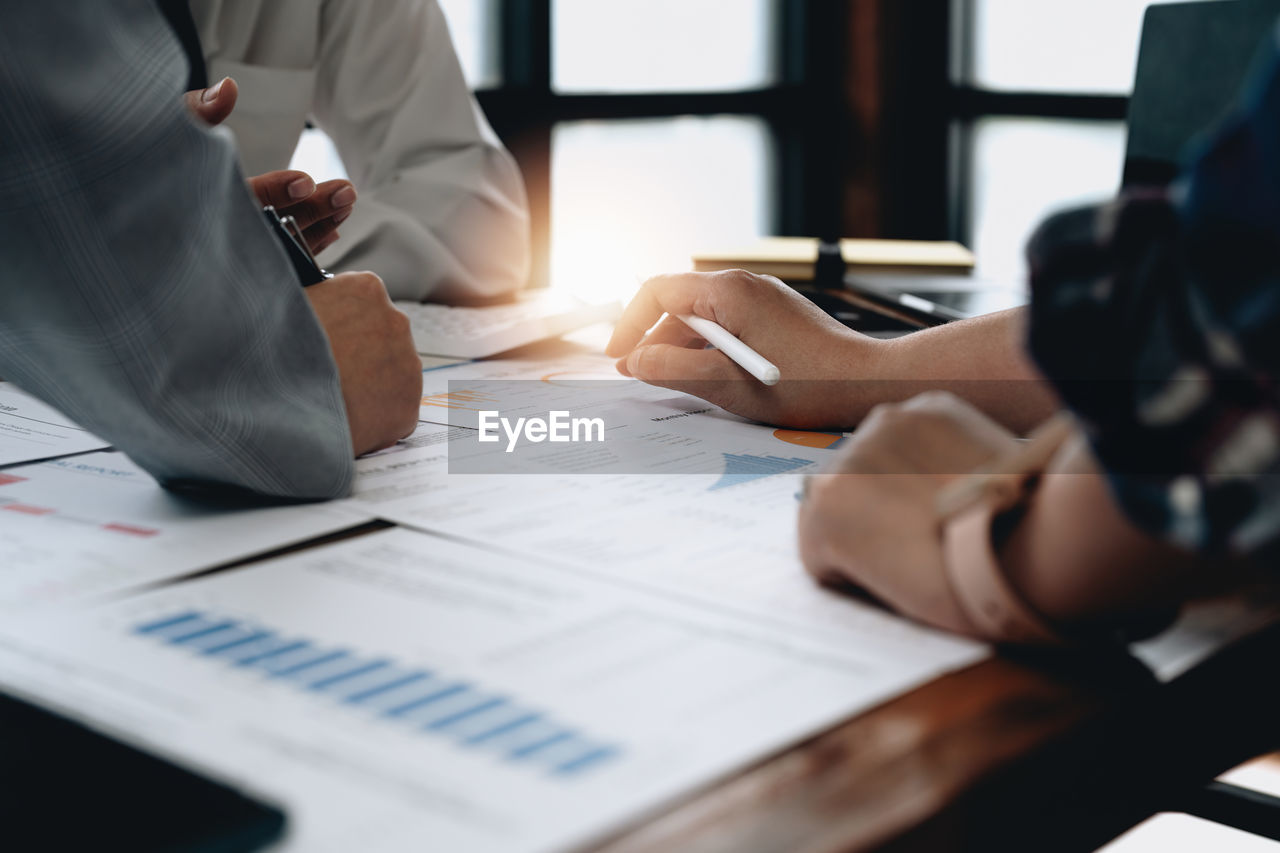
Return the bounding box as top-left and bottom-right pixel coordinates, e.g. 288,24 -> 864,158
947,0 -> 1134,247
950,87 -> 1130,121
775,0 -> 846,240
493,0 -> 553,288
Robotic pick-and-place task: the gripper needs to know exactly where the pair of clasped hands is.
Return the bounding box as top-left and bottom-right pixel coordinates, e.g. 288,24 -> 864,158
186,78 -> 421,457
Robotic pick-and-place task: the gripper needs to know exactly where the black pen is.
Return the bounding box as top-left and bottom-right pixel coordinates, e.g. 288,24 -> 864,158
262,205 -> 331,287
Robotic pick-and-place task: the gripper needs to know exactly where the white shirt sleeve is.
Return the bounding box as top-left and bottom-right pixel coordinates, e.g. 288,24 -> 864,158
311,0 -> 531,303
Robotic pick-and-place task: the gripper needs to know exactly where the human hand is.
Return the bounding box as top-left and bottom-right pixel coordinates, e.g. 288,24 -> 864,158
248,171 -> 356,255
304,273 -> 422,456
182,77 -> 356,253
605,270 -> 884,429
797,391 -> 1021,635
183,76 -> 239,126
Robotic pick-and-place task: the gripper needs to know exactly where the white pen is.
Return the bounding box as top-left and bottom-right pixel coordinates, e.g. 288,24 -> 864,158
677,314 -> 781,386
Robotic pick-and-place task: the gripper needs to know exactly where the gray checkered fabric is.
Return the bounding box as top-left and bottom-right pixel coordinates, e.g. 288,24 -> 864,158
0,0 -> 354,500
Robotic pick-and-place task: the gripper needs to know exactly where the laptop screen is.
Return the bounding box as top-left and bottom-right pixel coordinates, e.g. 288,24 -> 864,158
1124,0 -> 1280,186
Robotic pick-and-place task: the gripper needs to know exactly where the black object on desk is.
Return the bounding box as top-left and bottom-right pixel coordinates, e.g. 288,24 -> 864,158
813,239 -> 848,291
0,691 -> 286,852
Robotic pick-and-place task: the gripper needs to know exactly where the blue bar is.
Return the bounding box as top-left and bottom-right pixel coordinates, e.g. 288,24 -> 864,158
424,698 -> 507,731
476,718 -> 563,751
527,735 -> 594,768
130,610 -> 625,781
246,643 -> 321,672
509,731 -> 575,760
281,654 -> 366,684
182,625 -> 261,652
140,615 -> 217,641
321,666 -> 412,700
201,631 -> 273,657
232,640 -> 309,667
400,689 -> 488,725
383,684 -> 470,718
463,713 -> 542,746
134,612 -> 203,634
267,650 -> 348,679
343,672 -> 431,705
168,620 -> 238,645
554,746 -> 620,776
308,660 -> 389,691
445,704 -> 533,739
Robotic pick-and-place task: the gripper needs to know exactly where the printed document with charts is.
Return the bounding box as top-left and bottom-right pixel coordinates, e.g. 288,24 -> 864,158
0,382 -> 110,466
0,528 -> 982,853
0,451 -> 370,608
382,354 -> 939,637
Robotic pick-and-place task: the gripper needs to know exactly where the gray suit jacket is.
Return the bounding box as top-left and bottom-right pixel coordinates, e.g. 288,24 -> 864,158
0,0 -> 355,500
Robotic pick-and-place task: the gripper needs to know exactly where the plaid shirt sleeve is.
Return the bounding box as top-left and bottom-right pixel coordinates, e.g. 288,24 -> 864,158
0,0 -> 354,500
1027,25 -> 1280,555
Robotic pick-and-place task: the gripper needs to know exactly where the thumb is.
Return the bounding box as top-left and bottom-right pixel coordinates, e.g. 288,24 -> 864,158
183,76 -> 238,126
624,343 -> 751,400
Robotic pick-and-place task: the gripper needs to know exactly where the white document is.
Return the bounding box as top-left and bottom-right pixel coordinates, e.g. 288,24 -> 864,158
0,382 -> 110,466
363,357 -> 877,642
418,351 -> 672,430
0,451 -> 370,608
1131,592 -> 1280,682
0,528 -> 984,853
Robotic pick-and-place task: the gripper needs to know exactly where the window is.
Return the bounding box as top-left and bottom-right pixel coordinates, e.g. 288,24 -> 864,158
550,116 -> 773,301
436,0 -> 845,300
951,0 -> 1230,282
437,0 -> 501,88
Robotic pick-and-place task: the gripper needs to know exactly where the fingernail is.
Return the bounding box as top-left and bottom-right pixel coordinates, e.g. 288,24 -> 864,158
287,176 -> 315,199
201,77 -> 227,103
333,208 -> 352,225
626,349 -> 647,378
331,186 -> 357,208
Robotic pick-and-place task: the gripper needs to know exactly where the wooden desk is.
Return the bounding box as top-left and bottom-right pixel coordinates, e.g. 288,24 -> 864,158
590,623 -> 1280,853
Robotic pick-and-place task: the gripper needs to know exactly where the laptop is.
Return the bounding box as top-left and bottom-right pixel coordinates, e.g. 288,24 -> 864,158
847,0 -> 1279,325
1126,0 -> 1280,186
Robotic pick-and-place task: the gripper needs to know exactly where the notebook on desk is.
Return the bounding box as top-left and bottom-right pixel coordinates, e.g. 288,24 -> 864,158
692,237 -> 975,279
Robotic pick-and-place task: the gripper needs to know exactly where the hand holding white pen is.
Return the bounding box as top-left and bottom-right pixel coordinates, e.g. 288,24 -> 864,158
606,271 -> 877,429
676,314 -> 780,386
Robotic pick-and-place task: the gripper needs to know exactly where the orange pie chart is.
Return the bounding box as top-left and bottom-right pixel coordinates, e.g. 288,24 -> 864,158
773,430 -> 847,450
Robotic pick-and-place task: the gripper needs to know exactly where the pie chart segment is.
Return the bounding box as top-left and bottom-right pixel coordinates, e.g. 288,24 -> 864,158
772,430 -> 847,450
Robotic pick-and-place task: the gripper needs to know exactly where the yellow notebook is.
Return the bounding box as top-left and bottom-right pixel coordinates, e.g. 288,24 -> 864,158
692,237 -> 975,280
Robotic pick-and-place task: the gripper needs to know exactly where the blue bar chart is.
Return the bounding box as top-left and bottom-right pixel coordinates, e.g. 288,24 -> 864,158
133,611 -> 622,779
711,453 -> 813,491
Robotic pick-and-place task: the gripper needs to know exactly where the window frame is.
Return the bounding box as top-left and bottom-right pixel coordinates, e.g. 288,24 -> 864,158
472,0 -> 851,288
946,0 -> 1130,244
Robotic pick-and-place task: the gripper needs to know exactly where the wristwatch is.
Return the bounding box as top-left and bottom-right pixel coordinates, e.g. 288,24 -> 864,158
943,496 -> 1064,645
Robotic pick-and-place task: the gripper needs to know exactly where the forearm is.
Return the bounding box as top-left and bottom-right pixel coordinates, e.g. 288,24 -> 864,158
872,308 -> 1058,432
319,164 -> 530,304
315,0 -> 531,303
